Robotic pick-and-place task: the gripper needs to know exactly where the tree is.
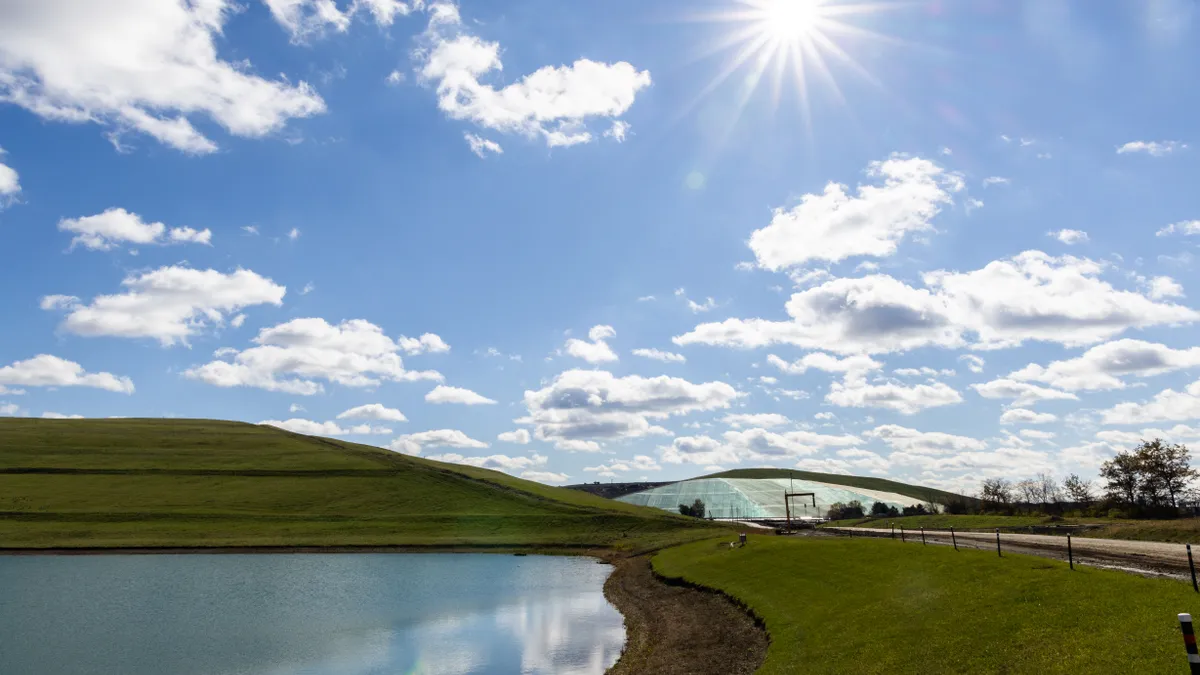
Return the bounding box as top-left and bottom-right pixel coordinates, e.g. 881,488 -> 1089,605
827,500 -> 865,520
1015,478 -> 1039,506
1062,474 -> 1093,505
980,478 -> 1012,506
1136,439 -> 1197,508
1035,473 -> 1061,507
1100,451 -> 1141,506
678,499 -> 706,518
871,501 -> 890,516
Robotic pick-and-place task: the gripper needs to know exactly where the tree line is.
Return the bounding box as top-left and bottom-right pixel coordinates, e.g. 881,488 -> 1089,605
972,438 -> 1197,519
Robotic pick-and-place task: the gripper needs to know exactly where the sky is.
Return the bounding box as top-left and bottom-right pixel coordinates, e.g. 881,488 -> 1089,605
2,0 -> 1200,494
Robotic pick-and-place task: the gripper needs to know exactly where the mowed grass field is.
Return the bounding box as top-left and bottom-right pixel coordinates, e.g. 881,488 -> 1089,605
0,418 -> 723,551
654,536 -> 1200,674
823,513 -> 1200,544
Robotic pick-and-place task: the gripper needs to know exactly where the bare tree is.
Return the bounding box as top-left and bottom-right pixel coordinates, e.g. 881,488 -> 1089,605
1015,478 -> 1039,506
1062,474 -> 1093,505
1036,472 -> 1061,507
980,478 -> 1013,506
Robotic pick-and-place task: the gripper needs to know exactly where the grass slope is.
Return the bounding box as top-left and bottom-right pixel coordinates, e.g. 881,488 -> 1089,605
825,513 -> 1200,544
654,536 -> 1198,674
703,468 -> 977,506
0,418 -> 722,551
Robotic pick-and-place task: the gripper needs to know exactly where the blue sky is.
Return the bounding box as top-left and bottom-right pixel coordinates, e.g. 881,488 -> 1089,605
3,0 -> 1200,493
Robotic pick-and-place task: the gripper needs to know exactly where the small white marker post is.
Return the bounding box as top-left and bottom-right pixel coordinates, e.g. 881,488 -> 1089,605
1178,613 -> 1200,674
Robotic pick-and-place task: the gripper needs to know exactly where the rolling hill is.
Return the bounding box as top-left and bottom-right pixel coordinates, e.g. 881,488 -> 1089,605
0,418 -> 722,551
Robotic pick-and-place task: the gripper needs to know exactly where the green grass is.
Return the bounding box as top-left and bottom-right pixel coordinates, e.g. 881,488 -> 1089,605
822,513 -> 1200,544
0,418 -> 724,551
654,536 -> 1200,674
823,514 -> 1066,530
703,467 -> 977,506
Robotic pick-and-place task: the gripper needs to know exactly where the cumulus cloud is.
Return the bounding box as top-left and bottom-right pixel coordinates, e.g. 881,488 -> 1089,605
982,176 -> 1010,187
389,428 -> 489,455
1157,221 -> 1200,237
748,156 -> 964,270
660,428 -> 860,466
827,374 -> 962,415
0,147 -> 20,204
677,251 -> 1199,353
564,325 -> 618,364
722,413 -> 791,428
1117,140 -> 1187,156
971,378 -> 1077,407
414,4 -> 651,147
999,408 -> 1058,425
632,348 -> 685,363
584,455 -> 661,478
41,412 -> 84,419
464,132 -> 502,158
44,266 -> 285,346
261,418 -> 392,436
1049,229 -> 1088,245
336,403 -> 407,422
865,424 -> 987,455
184,317 -> 443,395
0,0 -> 325,153
397,333 -> 450,355
894,367 -> 956,378
425,384 -> 497,405
1100,379 -> 1200,425
958,354 -> 985,374
497,429 -> 531,444
263,0 -> 414,42
518,369 -> 738,450
58,208 -> 211,251
767,352 -> 881,376
1007,340 -> 1200,392
424,451 -> 547,473
519,470 -> 570,484
0,354 -> 134,393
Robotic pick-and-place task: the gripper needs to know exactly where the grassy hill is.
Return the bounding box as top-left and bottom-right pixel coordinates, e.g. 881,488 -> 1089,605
701,468 -> 978,506
0,418 -> 723,551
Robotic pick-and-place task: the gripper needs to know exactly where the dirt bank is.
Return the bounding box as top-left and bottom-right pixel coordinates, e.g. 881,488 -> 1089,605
604,555 -> 767,675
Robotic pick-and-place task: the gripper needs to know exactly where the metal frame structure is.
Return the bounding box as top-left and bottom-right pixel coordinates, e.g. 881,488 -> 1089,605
784,491 -> 817,531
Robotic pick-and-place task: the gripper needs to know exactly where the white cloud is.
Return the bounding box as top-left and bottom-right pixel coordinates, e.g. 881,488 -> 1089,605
386,69 -> 405,86
41,412 -> 84,419
289,403 -> 305,413
0,354 -> 134,393
424,452 -> 547,473
748,156 -> 964,270
260,418 -> 392,436
336,403 -> 407,422
1117,140 -> 1187,156
1008,340 -> 1200,392
864,424 -> 988,455
604,120 -> 630,142
1147,276 -> 1184,300
0,402 -> 24,415
397,333 -> 450,355
415,7 -> 651,147
389,428 -> 489,455
519,369 -> 738,450
958,354 -> 985,374
564,325 -> 618,364
1019,429 -> 1056,440
660,428 -> 860,466
767,352 -> 882,376
584,455 -> 661,477
242,225 -> 260,236
827,374 -> 962,415
0,147 -> 20,203
722,413 -> 791,428
659,435 -> 740,466
287,227 -> 301,241
1157,221 -> 1200,237
1049,229 -> 1089,245
631,348 -> 685,363
520,470 -> 570,484
59,208 -> 211,251
0,0 -> 325,153
45,266 -> 285,346
464,132 -> 502,158
999,408 -> 1058,425
971,378 -> 1077,407
425,384 -> 497,405
678,251 -> 1198,353
498,429 -> 531,444
982,176 -> 1010,187
263,0 -> 413,42
184,317 -> 443,395
1100,379 -> 1200,425
814,412 -> 836,420
894,367 -> 956,378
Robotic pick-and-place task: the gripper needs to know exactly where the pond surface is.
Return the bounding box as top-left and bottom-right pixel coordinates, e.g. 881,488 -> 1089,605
0,553 -> 625,675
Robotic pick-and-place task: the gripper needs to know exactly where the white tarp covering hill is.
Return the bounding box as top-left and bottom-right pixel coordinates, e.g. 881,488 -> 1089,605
617,477 -> 930,519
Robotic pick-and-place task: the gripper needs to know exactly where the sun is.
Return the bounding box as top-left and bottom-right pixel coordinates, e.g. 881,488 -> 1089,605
761,0 -> 826,40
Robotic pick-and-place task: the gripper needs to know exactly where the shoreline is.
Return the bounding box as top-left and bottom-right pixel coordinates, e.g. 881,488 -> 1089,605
0,543 -> 607,556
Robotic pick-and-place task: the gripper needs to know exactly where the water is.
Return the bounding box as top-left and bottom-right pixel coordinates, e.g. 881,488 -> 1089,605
0,553 -> 626,675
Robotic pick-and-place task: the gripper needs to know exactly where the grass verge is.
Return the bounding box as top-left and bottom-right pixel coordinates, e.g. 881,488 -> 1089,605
823,513 -> 1200,544
653,535 -> 1200,674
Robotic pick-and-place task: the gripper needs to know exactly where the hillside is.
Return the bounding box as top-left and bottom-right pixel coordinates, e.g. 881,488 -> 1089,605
0,418 -> 722,551
701,468 -> 978,507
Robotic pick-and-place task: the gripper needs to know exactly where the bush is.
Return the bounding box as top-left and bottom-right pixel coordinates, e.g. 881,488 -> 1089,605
678,498 -> 706,518
871,501 -> 890,516
827,500 -> 865,520
945,499 -> 969,515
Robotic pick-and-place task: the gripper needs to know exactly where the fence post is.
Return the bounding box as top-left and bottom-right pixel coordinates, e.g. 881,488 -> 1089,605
901,526 -> 906,543
951,527 -> 958,551
1067,534 -> 1073,570
921,527 -> 926,545
891,522 -> 895,539
995,528 -> 1002,557
1189,544 -> 1198,593
1178,613 -> 1200,673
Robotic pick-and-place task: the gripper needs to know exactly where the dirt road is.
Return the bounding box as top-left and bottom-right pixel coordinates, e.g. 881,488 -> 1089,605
825,526 -> 1197,580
